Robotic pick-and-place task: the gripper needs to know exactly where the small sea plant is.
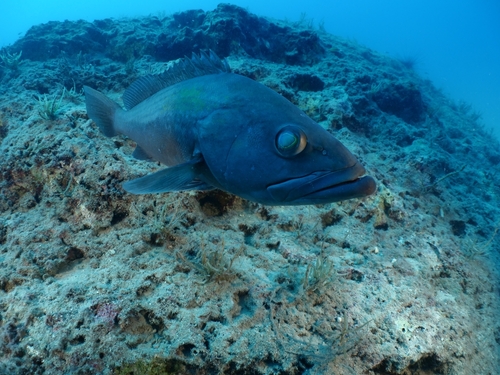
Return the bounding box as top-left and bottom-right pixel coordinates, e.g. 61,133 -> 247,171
153,196 -> 185,235
331,313 -> 373,356
176,239 -> 244,282
65,80 -> 83,103
114,357 -> 185,375
463,223 -> 499,259
0,50 -> 23,70
422,164 -> 466,193
301,255 -> 335,293
37,90 -> 65,120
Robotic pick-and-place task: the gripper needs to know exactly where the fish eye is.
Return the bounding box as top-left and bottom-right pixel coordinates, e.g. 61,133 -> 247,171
275,126 -> 307,157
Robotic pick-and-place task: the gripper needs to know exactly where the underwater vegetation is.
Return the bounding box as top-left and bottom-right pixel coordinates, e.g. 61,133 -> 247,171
0,50 -> 23,70
37,90 -> 65,120
0,4 -> 499,375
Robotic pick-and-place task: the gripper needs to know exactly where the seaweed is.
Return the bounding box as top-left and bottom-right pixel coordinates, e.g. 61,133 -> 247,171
301,255 -> 335,293
422,164 -> 466,193
176,239 -> 245,282
64,80 -> 83,103
0,50 -> 22,70
114,357 -> 186,375
463,223 -> 500,259
37,91 -> 65,120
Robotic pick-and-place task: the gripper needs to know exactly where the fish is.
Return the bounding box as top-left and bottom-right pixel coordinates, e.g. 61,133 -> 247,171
84,51 -> 376,205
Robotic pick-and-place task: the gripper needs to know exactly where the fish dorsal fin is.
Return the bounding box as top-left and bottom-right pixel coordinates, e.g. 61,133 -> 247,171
122,75 -> 167,111
123,50 -> 231,110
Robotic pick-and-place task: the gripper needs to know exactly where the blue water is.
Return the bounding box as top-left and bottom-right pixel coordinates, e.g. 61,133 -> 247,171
1,0 -> 499,140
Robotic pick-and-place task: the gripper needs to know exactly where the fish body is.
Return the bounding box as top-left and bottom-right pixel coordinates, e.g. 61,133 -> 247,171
84,51 -> 376,205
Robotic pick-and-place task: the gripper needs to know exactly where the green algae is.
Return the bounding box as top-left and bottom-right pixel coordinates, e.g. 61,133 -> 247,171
114,357 -> 185,375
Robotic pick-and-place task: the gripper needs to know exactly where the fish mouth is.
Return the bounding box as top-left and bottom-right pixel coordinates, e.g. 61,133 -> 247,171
267,162 -> 376,204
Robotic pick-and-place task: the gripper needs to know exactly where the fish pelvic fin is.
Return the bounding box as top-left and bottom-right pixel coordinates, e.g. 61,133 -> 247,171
84,86 -> 122,137
123,157 -> 213,194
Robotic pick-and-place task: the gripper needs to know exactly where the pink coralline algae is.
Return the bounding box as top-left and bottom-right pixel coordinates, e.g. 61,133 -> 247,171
94,302 -> 119,326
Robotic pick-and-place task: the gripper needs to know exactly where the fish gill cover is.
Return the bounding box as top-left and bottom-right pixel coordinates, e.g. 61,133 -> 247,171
0,3 -> 499,375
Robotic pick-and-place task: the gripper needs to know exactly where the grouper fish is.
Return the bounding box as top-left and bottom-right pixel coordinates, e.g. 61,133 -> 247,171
84,51 -> 376,205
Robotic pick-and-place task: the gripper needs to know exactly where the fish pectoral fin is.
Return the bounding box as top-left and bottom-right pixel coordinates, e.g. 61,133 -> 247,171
132,145 -> 153,161
123,159 -> 213,194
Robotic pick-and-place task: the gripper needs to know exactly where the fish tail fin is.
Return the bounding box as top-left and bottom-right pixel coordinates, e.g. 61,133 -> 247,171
84,86 -> 122,137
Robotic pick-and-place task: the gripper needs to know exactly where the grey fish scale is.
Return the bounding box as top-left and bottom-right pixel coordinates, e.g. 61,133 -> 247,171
116,84 -> 203,166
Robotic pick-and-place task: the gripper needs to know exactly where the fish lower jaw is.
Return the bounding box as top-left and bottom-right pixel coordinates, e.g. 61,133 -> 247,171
266,164 -> 376,205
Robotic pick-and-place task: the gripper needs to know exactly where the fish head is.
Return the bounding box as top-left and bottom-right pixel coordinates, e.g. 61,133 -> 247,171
199,109 -> 376,205
264,121 -> 376,205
